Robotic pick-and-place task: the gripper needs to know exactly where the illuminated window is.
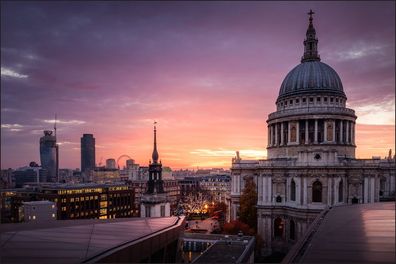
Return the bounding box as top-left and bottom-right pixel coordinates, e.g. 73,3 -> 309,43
32,215 -> 36,220
70,198 -> 74,202
52,205 -> 55,209
52,213 -> 56,218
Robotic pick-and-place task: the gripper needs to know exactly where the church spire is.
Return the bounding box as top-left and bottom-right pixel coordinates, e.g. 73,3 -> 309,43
301,9 -> 320,62
152,121 -> 159,163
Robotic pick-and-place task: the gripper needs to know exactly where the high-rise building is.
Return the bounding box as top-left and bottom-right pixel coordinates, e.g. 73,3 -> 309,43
40,130 -> 58,182
81,134 -> 96,173
106,158 -> 116,169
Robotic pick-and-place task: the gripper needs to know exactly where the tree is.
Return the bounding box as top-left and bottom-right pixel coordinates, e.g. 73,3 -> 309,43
223,219 -> 255,236
207,201 -> 227,217
239,176 -> 257,231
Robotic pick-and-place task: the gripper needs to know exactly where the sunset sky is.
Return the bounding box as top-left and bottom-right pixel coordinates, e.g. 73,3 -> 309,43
1,1 -> 395,170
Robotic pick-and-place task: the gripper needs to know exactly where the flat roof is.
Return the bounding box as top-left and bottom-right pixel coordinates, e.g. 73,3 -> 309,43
299,202 -> 395,263
22,200 -> 54,205
1,216 -> 182,264
186,233 -> 255,263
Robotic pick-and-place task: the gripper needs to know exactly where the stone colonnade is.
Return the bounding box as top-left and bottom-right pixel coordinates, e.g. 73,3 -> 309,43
268,119 -> 355,147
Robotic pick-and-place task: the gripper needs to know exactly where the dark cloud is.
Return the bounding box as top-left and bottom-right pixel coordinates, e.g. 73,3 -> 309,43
1,1 -> 394,168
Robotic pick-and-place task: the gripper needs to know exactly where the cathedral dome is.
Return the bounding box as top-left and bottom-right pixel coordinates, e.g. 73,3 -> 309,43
278,61 -> 345,100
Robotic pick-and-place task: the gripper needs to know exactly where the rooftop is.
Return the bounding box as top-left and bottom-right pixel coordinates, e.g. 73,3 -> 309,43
283,202 -> 395,263
22,200 -> 55,205
1,216 -> 184,264
184,233 -> 255,263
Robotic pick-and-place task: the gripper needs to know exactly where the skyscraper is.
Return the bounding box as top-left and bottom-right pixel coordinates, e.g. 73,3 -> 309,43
81,134 -> 96,173
39,130 -> 58,182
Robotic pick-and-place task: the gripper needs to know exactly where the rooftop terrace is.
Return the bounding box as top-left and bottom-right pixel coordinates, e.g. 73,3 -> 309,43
283,202 -> 395,263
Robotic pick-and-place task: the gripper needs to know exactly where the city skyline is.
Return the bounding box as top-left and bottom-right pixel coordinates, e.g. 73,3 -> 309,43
1,1 -> 395,169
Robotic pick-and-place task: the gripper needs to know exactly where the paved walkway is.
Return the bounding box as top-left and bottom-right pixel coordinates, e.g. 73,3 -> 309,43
300,202 -> 395,263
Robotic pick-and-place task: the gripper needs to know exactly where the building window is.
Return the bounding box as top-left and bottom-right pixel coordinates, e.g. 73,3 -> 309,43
335,98 -> 339,103
296,99 -> 299,103
309,97 -> 314,103
291,180 -> 296,201
289,100 -> 293,105
312,181 -> 322,202
330,97 -> 334,103
32,215 -> 36,220
338,180 -> 343,202
317,97 -> 321,102
274,218 -> 283,237
302,98 -> 306,103
290,220 -> 296,240
52,213 -> 56,218
276,195 -> 282,203
324,97 -> 328,102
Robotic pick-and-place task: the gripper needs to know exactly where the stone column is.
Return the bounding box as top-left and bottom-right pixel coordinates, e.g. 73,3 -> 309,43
339,120 -> 343,143
370,177 -> 375,203
305,120 -> 309,144
364,177 -> 368,203
274,123 -> 278,146
288,122 -> 291,144
352,122 -> 355,145
268,125 -> 271,147
303,177 -> 308,205
324,120 -> 328,142
296,121 -> 300,144
346,121 -> 350,144
327,177 -> 332,206
262,175 -> 268,203
332,120 -> 336,143
258,176 -> 263,205
268,176 -> 272,203
314,119 -> 318,143
297,177 -> 302,205
280,122 -> 284,146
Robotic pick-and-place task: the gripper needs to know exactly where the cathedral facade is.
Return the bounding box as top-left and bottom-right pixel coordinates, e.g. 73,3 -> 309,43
230,11 -> 395,254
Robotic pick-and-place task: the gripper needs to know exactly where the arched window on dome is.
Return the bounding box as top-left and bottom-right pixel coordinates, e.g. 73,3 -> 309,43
338,180 -> 343,202
327,122 -> 334,142
290,124 -> 297,142
290,180 -> 296,201
312,181 -> 322,202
